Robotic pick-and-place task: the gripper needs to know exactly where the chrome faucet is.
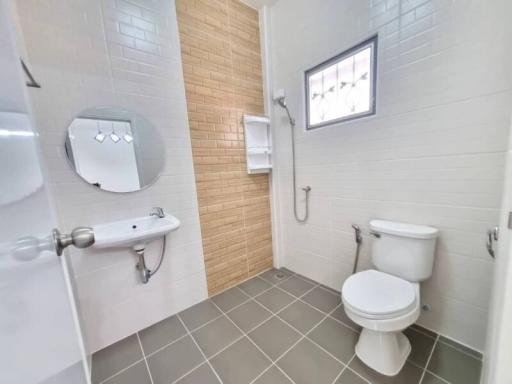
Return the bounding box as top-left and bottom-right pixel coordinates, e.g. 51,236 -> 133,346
150,207 -> 165,218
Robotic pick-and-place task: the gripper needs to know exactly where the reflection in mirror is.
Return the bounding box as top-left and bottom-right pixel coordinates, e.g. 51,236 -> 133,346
65,107 -> 165,193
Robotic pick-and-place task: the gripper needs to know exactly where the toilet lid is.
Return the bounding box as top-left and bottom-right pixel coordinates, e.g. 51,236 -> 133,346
342,270 -> 416,317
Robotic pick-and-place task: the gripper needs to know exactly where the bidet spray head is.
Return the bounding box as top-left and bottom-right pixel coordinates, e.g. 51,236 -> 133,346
351,224 -> 363,244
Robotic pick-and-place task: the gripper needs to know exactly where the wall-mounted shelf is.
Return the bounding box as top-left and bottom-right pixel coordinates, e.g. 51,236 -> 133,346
244,114 -> 272,174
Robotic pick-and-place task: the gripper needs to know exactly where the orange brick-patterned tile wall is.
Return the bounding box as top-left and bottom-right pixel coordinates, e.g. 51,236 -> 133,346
176,0 -> 273,294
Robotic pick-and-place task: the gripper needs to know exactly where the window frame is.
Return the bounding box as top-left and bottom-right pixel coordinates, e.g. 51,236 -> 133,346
305,35 -> 378,130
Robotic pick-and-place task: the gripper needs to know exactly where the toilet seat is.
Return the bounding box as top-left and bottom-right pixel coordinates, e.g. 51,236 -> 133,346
342,270 -> 417,320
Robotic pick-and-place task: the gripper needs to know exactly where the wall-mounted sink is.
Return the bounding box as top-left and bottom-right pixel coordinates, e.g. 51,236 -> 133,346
93,213 -> 180,249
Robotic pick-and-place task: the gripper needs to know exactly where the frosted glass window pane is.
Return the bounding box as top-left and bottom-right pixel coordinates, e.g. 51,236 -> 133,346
308,71 -> 324,126
306,36 -> 377,129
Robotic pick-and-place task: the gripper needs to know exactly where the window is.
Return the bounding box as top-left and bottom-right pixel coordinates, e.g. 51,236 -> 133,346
305,35 -> 377,129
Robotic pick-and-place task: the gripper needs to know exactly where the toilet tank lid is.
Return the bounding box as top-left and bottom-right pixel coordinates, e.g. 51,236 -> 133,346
370,220 -> 439,239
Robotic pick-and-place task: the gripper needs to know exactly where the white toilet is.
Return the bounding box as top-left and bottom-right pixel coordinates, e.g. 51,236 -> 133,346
342,219 -> 438,376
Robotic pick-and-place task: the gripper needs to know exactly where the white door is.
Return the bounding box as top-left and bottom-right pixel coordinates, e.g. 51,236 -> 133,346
483,120 -> 512,383
0,2 -> 89,383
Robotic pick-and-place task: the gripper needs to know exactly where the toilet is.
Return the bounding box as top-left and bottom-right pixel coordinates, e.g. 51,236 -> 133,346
342,220 -> 438,376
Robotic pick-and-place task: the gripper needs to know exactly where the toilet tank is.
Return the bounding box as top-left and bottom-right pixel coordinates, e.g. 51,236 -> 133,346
370,220 -> 439,282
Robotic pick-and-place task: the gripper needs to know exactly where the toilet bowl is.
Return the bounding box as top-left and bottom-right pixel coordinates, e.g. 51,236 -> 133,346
342,269 -> 420,376
341,220 -> 438,376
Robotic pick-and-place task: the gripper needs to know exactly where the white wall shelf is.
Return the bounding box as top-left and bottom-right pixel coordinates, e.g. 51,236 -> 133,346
244,114 -> 272,174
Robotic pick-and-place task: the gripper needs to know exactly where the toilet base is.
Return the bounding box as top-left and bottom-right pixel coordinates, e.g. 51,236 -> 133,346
355,328 -> 411,376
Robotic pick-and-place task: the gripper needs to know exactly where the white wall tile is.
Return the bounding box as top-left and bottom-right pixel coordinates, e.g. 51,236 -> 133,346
267,0 -> 511,351
15,0 -> 207,353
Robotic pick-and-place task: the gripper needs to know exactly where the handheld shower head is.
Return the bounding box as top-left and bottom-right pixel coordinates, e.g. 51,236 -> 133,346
274,96 -> 295,126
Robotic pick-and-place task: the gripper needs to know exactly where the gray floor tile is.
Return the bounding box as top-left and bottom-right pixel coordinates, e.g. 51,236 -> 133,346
293,272 -> 319,285
91,335 -> 143,384
175,363 -> 221,384
210,337 -> 272,384
103,361 -> 151,384
320,284 -> 341,295
253,366 -> 293,384
147,336 -> 205,384
278,275 -> 315,297
238,277 -> 272,297
138,315 -> 187,355
179,300 -> 222,331
438,336 -> 482,360
279,267 -> 296,276
192,315 -> 242,357
330,305 -> 361,331
308,317 -> 358,363
255,287 -> 295,313
259,268 -> 292,285
248,317 -> 302,360
302,286 -> 341,314
335,368 -> 369,384
420,372 -> 447,384
411,324 -> 438,339
211,287 -> 249,312
226,300 -> 272,332
277,338 -> 344,384
427,341 -> 482,384
404,327 -> 436,368
349,356 -> 423,384
278,300 -> 324,333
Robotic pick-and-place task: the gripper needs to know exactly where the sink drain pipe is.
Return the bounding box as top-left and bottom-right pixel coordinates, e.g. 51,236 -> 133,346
133,235 -> 167,284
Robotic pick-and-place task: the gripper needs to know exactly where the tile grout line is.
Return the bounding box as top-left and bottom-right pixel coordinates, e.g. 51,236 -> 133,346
98,357 -> 146,384
96,290 -> 262,384
136,332 -> 155,384
423,371 -> 451,384
236,275 -> 355,374
275,303 -> 349,381
175,314 -> 225,384
245,280 -> 327,384
169,331 -> 245,384
329,354 -> 368,384
208,295 -> 300,384
93,269 -> 481,384
208,281 -> 348,384
257,281 -> 369,382
168,276 -> 306,384
246,364 -> 275,384
330,357 -> 351,384
101,272 -> 357,383
436,338 -> 483,361
276,303 -> 353,368
343,357 -> 373,384
204,275 -> 324,384
418,334 -> 440,384
174,269 -> 350,382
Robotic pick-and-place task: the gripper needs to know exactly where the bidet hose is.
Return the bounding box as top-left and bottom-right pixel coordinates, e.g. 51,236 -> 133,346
149,235 -> 166,277
290,117 -> 311,223
351,224 -> 363,274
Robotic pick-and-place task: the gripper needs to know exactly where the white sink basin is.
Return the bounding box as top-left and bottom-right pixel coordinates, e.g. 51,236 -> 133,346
92,213 -> 180,249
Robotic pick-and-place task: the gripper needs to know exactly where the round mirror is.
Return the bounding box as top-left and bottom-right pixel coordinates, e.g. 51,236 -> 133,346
64,107 -> 165,193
